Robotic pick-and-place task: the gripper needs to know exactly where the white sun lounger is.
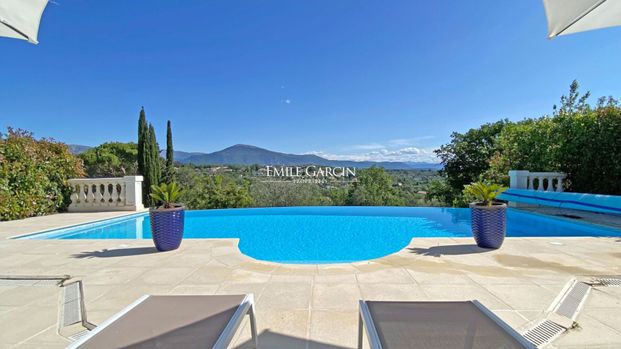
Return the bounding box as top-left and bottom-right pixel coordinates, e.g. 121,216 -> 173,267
358,300 -> 536,349
66,294 -> 257,349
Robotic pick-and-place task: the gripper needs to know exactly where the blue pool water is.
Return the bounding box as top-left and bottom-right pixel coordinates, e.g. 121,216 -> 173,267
18,206 -> 621,263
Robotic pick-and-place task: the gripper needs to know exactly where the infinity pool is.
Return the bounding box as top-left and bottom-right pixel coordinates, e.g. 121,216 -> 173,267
17,207 -> 621,263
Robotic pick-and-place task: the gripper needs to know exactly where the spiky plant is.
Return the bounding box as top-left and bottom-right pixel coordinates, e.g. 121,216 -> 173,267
150,183 -> 182,209
463,181 -> 507,206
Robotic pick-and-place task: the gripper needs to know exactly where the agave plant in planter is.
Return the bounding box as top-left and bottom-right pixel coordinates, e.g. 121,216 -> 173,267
149,182 -> 185,251
464,182 -> 508,249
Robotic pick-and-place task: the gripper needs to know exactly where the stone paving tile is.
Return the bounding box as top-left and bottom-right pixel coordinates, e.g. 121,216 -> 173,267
234,309 -> 310,349
492,310 -> 531,330
179,263 -> 234,285
554,314 -> 621,346
79,284 -> 117,304
12,325 -> 68,347
270,274 -> 314,283
126,267 -> 196,286
169,284 -> 220,295
229,269 -> 272,284
0,286 -> 18,298
272,265 -> 317,275
0,254 -> 48,268
0,286 -> 58,307
316,264 -> 358,274
312,283 -> 362,311
216,282 -> 267,298
314,273 -> 358,284
483,284 -> 558,311
581,307 -> 621,334
349,261 -> 389,273
419,284 -> 511,311
0,305 -> 15,317
517,310 -> 547,325
83,308 -> 120,324
355,267 -> 413,284
406,269 -> 474,285
358,283 -> 428,301
87,285 -> 173,311
466,271 -> 538,285
237,261 -> 279,274
0,305 -> 57,345
309,310 -> 358,349
80,266 -> 149,285
258,282 -> 313,311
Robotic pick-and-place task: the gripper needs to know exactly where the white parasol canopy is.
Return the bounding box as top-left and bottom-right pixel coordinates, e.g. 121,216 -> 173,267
0,0 -> 49,44
543,0 -> 621,38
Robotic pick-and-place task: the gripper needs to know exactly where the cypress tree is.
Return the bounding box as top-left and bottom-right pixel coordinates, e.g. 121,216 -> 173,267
137,107 -> 149,204
147,123 -> 161,204
165,120 -> 174,182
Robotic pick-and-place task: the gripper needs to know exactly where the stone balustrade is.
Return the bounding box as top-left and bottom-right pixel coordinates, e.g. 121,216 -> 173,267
509,170 -> 566,192
68,176 -> 144,212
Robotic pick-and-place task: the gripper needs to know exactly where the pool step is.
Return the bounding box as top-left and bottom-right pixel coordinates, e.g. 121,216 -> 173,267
522,278 -> 591,348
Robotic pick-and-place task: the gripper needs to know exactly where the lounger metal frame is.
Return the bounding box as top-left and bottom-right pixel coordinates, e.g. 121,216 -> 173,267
66,294 -> 257,349
358,300 -> 536,349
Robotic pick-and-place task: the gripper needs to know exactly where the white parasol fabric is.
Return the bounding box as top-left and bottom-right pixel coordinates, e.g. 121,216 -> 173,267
0,0 -> 49,44
543,0 -> 621,38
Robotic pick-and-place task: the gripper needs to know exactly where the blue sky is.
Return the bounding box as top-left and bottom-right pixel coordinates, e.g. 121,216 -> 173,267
1,1 -> 620,162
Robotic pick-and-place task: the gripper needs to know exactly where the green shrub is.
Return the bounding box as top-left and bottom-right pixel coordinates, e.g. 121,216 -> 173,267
433,81 -> 621,205
150,182 -> 182,208
463,182 -> 507,206
0,128 -> 85,220
79,142 -> 138,177
178,172 -> 252,209
488,86 -> 621,195
346,167 -> 405,206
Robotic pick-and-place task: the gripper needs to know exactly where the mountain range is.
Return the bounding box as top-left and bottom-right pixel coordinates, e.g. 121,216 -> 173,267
69,144 -> 442,170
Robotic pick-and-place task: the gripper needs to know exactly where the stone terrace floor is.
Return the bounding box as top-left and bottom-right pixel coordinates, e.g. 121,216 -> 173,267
1,212 -> 621,348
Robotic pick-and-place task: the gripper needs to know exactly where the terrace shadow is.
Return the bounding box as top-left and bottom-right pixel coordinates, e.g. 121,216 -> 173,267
234,330 -> 350,349
72,247 -> 159,259
407,244 -> 492,257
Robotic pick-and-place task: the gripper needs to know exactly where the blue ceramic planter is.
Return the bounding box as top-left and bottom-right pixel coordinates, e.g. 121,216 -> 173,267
149,206 -> 185,251
470,203 -> 506,249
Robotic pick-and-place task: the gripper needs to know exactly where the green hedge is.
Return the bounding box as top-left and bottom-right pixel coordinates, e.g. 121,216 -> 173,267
433,82 -> 621,205
0,129 -> 85,221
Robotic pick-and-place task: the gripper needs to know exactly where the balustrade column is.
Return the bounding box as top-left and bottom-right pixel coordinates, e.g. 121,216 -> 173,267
536,176 -> 544,191
556,177 -> 564,192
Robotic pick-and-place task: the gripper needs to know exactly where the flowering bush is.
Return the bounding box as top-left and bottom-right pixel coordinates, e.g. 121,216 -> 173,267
0,128 -> 85,221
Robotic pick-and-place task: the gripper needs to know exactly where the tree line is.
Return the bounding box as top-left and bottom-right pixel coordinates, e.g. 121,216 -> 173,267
427,81 -> 621,206
9,80 -> 614,221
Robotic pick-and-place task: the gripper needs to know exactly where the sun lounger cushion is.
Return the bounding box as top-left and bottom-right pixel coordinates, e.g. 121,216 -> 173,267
366,301 -> 527,349
74,295 -> 246,349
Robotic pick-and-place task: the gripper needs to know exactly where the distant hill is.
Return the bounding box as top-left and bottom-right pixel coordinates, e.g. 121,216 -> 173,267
173,150 -> 205,161
67,143 -> 441,170
68,144 -> 91,154
179,144 -> 442,170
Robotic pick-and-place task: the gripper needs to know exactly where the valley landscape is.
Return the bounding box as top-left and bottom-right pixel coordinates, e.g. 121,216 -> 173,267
70,143 -> 442,170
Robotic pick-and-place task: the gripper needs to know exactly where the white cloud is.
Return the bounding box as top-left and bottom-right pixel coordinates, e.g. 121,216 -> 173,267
349,143 -> 385,151
305,137 -> 440,163
306,146 -> 439,163
388,136 -> 435,146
